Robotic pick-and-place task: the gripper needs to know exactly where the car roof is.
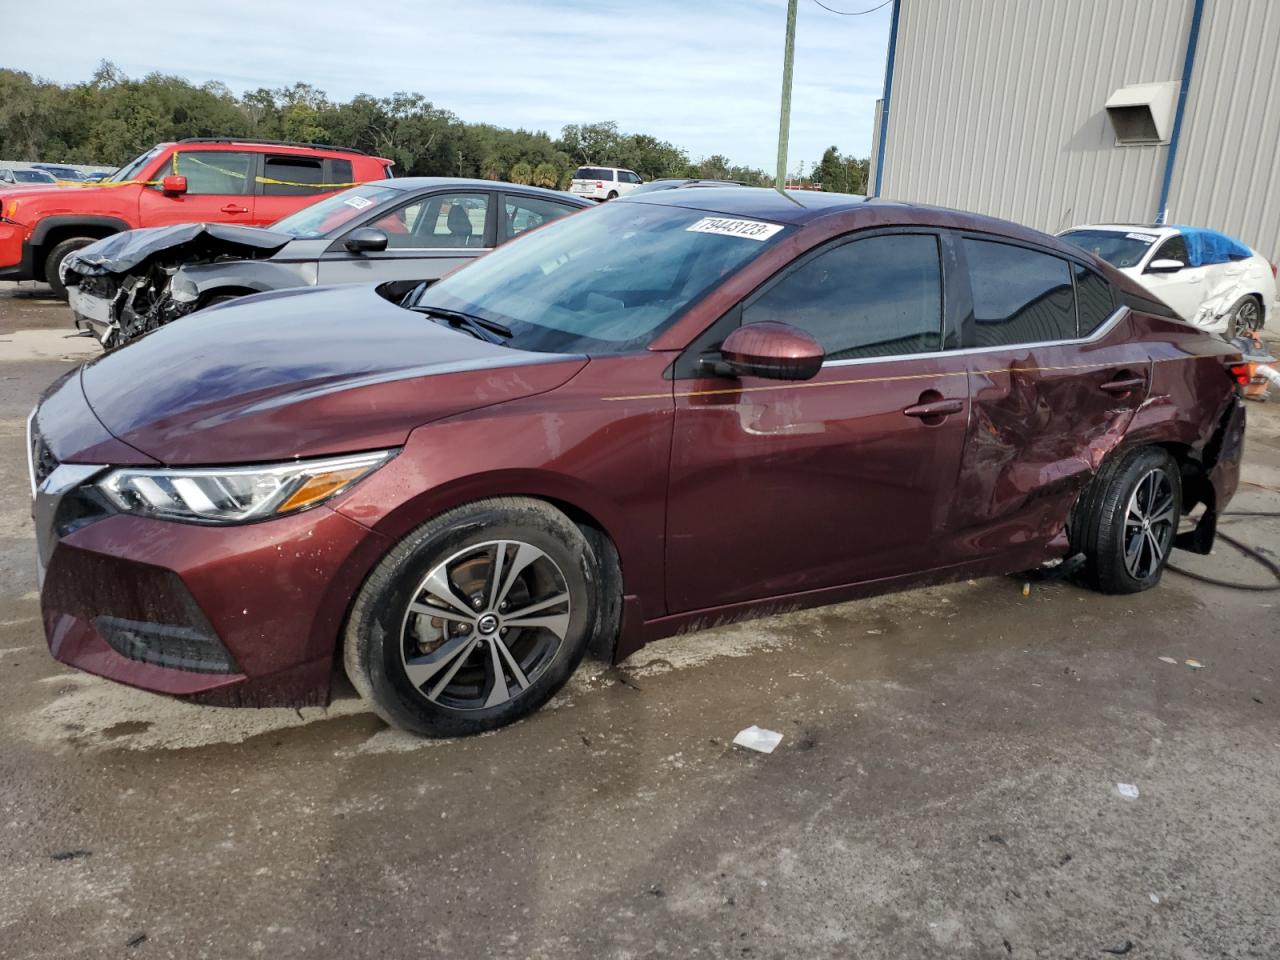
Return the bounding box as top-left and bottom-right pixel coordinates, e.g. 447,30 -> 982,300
372,177 -> 591,204
1065,223 -> 1177,237
620,187 -> 881,225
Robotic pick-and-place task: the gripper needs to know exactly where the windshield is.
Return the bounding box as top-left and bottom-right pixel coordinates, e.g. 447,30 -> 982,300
270,184 -> 402,238
1060,229 -> 1159,269
109,146 -> 164,184
408,201 -> 787,354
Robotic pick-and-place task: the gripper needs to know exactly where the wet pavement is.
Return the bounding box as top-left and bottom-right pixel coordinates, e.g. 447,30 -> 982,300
2,282 -> 1279,959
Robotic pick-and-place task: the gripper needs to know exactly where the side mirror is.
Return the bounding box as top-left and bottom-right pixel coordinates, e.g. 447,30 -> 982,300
1147,258 -> 1185,274
345,227 -> 389,254
712,321 -> 824,381
161,175 -> 187,196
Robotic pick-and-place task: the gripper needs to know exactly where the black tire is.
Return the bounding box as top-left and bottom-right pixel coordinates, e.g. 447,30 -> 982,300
1073,447 -> 1181,594
43,236 -> 98,300
343,497 -> 601,736
606,190 -> 619,200
1226,296 -> 1263,339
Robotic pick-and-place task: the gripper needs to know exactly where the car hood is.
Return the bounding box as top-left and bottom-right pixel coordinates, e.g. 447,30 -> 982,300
64,222 -> 294,278
79,284 -> 588,464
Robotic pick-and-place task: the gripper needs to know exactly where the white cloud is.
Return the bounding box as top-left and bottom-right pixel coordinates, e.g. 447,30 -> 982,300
7,0 -> 891,171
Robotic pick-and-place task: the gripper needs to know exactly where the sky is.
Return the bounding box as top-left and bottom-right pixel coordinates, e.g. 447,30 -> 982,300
6,0 -> 893,173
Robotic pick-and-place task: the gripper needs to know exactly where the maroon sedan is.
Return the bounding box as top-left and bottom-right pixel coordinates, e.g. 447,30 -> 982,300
29,189 -> 1247,736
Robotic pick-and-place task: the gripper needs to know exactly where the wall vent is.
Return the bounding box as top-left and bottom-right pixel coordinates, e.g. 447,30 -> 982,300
1105,81 -> 1179,145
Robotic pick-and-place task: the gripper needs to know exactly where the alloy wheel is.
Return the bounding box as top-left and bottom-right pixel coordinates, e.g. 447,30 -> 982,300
399,540 -> 571,711
1230,298 -> 1261,338
1122,468 -> 1176,580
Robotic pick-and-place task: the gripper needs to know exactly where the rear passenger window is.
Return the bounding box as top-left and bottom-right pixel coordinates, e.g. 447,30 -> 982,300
964,239 -> 1074,346
1074,264 -> 1114,337
744,233 -> 943,360
262,156 -> 324,196
329,158 -> 354,186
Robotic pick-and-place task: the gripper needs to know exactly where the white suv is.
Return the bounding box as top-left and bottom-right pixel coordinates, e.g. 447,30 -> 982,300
568,166 -> 642,202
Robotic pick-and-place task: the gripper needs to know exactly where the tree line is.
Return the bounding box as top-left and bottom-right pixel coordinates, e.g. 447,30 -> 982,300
0,63 -> 870,193
0,62 -> 786,189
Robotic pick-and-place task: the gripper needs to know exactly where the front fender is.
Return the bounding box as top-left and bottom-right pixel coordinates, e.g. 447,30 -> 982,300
180,258 -> 316,297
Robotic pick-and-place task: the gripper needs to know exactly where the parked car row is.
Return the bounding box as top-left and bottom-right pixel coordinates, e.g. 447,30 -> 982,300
0,138 -> 394,297
27,182 -> 1248,737
62,178 -> 591,348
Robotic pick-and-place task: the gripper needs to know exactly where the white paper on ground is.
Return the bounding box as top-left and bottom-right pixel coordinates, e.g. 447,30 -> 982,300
1117,782 -> 1140,799
733,725 -> 784,754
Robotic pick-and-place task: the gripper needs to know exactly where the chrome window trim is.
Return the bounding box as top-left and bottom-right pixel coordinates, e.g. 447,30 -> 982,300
821,305 -> 1130,368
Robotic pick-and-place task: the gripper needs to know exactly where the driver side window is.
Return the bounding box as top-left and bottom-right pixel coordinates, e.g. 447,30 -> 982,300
1152,234 -> 1188,265
743,233 -> 943,361
366,192 -> 490,249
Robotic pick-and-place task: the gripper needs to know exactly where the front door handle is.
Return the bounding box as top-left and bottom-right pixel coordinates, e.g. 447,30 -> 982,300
220,203 -> 248,214
903,398 -> 964,419
1099,376 -> 1146,395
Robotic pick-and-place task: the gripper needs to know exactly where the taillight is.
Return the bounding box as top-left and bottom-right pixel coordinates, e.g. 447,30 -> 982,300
1228,362 -> 1251,387
596,181 -> 603,188
1271,261 -> 1277,278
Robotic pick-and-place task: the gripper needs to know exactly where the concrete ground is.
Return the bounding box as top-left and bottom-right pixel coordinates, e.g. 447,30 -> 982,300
2,282 -> 1279,960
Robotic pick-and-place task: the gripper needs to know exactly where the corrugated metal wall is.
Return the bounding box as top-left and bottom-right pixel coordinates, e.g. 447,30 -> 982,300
1167,1 -> 1280,261
880,0 -> 1193,233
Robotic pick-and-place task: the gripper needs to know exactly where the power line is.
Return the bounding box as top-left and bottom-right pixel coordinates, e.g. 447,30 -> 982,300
810,0 -> 891,15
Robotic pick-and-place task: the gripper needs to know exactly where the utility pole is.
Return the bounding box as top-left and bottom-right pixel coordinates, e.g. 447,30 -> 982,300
775,0 -> 798,194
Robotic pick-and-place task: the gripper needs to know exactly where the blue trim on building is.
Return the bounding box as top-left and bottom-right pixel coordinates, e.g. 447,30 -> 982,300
872,0 -> 902,198
1156,0 -> 1205,223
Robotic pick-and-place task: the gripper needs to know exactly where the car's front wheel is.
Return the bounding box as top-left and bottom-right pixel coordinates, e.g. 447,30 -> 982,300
343,498 -> 601,736
1073,447 -> 1181,594
44,236 -> 99,300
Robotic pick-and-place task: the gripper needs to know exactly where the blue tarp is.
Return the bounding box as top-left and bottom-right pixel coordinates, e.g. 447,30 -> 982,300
1172,226 -> 1252,267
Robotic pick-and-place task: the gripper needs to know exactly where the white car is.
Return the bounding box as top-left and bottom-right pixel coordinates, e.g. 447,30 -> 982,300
568,166 -> 642,202
1060,224 -> 1275,338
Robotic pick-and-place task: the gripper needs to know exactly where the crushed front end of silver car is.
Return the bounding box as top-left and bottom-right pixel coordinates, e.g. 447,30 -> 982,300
61,223 -> 291,349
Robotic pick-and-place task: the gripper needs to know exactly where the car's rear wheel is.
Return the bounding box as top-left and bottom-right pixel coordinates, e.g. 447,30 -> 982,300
44,236 -> 98,300
343,498 -> 601,737
1227,296 -> 1262,339
606,190 -> 619,200
1073,447 -> 1181,594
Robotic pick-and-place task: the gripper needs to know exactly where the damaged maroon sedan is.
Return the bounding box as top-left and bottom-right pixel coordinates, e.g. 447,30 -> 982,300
29,189 -> 1246,736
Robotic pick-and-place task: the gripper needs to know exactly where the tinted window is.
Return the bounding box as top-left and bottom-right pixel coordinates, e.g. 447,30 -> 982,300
1151,234 -> 1188,265
262,156 -> 324,196
574,167 -> 610,180
1075,264 -> 1114,336
745,234 -> 942,360
502,193 -> 579,239
369,192 -> 489,248
329,158 -> 353,186
965,239 -> 1074,347
165,151 -> 253,195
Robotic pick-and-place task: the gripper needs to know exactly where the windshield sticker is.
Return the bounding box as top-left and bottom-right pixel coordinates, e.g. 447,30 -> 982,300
686,217 -> 784,241
343,196 -> 375,210
1125,232 -> 1159,244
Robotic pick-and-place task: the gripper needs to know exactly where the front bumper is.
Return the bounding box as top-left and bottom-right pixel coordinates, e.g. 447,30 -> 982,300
67,284 -> 114,340
30,408 -> 392,706
0,226 -> 35,281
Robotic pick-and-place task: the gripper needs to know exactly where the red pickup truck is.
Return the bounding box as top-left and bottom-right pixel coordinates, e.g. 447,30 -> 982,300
0,138 -> 392,297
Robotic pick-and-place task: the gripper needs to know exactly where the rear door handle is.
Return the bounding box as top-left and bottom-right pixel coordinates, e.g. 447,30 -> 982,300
903,398 -> 964,419
1100,377 -> 1146,394
220,204 -> 248,214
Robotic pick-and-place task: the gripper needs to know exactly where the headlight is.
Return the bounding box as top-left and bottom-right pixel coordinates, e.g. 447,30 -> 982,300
170,272 -> 199,303
98,450 -> 394,524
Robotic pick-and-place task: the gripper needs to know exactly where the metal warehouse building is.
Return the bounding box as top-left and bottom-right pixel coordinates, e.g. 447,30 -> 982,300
869,0 -> 1280,262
